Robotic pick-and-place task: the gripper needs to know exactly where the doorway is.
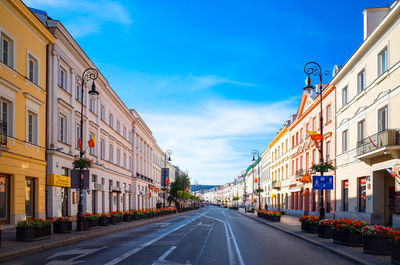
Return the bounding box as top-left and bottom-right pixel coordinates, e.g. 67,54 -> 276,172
0,175 -> 9,224
25,177 -> 35,218
61,187 -> 69,216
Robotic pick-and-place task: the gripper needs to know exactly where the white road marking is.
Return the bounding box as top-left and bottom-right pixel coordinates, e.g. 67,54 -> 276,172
104,211 -> 208,265
204,215 -> 245,265
156,222 -> 171,228
151,245 -> 177,265
195,222 -> 215,264
46,247 -> 107,265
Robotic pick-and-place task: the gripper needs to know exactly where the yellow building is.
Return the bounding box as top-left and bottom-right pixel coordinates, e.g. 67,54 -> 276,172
0,0 -> 55,224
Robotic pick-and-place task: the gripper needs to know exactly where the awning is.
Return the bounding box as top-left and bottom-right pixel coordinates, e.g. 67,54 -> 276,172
149,185 -> 160,192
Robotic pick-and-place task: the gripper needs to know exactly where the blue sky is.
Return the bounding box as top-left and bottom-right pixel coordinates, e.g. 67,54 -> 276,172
26,0 -> 391,185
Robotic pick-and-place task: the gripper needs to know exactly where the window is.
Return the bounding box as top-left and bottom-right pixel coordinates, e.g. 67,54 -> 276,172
76,85 -> 82,103
89,133 -> 95,156
326,141 -> 331,161
27,111 -> 38,145
342,87 -> 348,107
89,97 -> 96,113
342,180 -> 349,211
296,132 -> 299,145
123,153 -> 127,168
129,156 -> 132,170
92,175 -> 97,183
300,156 -> 303,170
357,70 -> 365,93
292,135 -> 295,148
285,139 -> 288,152
313,149 -> 317,165
312,117 -> 316,131
25,177 -> 35,218
76,125 -> 81,149
291,160 -> 294,175
117,149 -> 121,166
342,130 -> 348,153
109,114 -> 113,128
28,55 -> 38,85
358,177 -> 367,212
326,105 -> 331,122
59,115 -> 66,143
378,47 -> 388,76
123,126 -> 126,138
1,33 -> 14,68
61,167 -> 69,176
100,139 -> 105,160
306,153 -> 309,169
306,123 -> 309,137
117,120 -> 120,133
109,144 -> 114,163
0,99 -> 12,136
357,120 -> 365,142
59,68 -> 67,90
378,107 -> 388,132
100,105 -> 105,121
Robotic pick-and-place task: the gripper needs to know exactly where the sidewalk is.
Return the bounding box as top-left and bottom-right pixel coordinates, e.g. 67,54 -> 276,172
0,210 -> 197,262
240,211 -> 391,265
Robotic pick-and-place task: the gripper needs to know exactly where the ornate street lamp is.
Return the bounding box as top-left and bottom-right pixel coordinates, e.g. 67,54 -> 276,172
303,62 -> 328,220
252,150 -> 261,210
163,150 -> 172,209
76,67 -> 99,231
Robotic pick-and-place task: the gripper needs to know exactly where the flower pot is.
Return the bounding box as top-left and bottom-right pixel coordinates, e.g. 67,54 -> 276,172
303,223 -> 318,234
111,216 -> 121,225
362,236 -> 391,255
83,220 -> 91,230
123,215 -> 132,222
301,221 -> 308,232
318,225 -> 334,239
37,226 -> 52,238
132,214 -> 138,220
53,221 -> 72,234
334,230 -> 363,247
270,216 -> 281,222
16,226 -> 51,242
99,217 -> 110,226
90,220 -> 98,228
392,243 -> 400,265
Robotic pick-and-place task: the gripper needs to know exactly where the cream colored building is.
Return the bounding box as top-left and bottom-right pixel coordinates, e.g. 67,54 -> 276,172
260,147 -> 271,208
335,1 -> 400,227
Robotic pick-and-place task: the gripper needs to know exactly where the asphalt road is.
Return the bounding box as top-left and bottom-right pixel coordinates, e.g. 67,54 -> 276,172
3,206 -> 356,265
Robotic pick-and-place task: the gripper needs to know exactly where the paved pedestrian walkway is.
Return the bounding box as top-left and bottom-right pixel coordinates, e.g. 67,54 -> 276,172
240,211 -> 391,265
0,211 -> 197,262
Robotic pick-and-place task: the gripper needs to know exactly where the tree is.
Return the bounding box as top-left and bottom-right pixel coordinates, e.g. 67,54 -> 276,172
168,172 -> 190,209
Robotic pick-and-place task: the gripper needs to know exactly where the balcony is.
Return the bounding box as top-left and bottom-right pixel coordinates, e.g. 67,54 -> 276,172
271,180 -> 281,190
0,120 -> 7,147
356,129 -> 400,165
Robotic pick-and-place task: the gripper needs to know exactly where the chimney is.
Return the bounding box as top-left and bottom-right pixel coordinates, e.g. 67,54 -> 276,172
363,7 -> 390,40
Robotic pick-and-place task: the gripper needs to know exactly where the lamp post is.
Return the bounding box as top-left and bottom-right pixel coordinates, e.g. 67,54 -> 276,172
252,150 -> 261,210
163,150 -> 172,209
76,67 -> 99,231
303,62 -> 328,221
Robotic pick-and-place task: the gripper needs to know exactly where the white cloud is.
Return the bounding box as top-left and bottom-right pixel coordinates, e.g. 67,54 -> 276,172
142,99 -> 296,185
24,0 -> 132,37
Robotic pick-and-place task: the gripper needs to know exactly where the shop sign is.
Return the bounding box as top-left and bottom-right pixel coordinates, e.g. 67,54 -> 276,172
94,183 -> 104,191
47,174 -> 71,187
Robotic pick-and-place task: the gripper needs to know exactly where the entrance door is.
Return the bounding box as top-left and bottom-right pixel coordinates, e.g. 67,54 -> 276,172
92,190 -> 97,214
61,187 -> 68,216
109,192 -> 113,212
25,177 -> 35,218
0,175 -> 9,224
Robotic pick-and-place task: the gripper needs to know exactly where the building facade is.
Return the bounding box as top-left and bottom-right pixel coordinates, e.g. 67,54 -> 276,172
0,0 -> 55,224
335,2 -> 400,227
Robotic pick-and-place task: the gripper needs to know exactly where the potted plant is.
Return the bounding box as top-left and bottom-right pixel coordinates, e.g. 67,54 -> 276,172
391,230 -> 400,264
123,212 -> 133,222
16,218 -> 52,242
136,211 -> 145,219
111,211 -> 123,224
333,218 -> 368,247
72,157 -> 93,169
99,213 -> 111,226
318,219 -> 335,239
299,216 -> 319,234
82,213 -> 98,230
361,225 -> 392,255
53,217 -> 72,234
269,211 -> 282,222
311,161 -> 336,172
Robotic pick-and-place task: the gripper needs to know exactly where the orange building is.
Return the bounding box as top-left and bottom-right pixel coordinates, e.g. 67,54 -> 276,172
287,84 -> 336,217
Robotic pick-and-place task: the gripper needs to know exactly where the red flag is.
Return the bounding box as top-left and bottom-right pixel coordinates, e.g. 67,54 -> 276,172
307,130 -> 323,141
368,135 -> 377,148
78,138 -> 82,148
254,176 -> 258,183
149,192 -> 151,198
88,135 -> 96,148
185,187 -> 188,192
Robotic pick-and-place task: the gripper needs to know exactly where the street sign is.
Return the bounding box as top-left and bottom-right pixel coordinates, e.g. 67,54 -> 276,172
313,175 -> 333,190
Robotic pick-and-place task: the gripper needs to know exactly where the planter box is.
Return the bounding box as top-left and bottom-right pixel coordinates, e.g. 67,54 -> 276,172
334,230 -> 363,247
99,217 -> 110,226
301,222 -> 318,234
90,220 -> 98,228
318,225 -> 334,239
83,221 -> 92,230
53,221 -> 72,234
123,215 -> 132,222
111,216 -> 122,225
392,243 -> 400,265
132,214 -> 139,220
301,221 -> 308,232
270,216 -> 281,222
363,236 -> 391,255
17,226 -> 51,242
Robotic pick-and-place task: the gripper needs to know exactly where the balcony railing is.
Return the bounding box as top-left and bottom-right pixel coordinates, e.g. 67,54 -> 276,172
271,180 -> 281,190
356,129 -> 400,156
0,120 -> 7,146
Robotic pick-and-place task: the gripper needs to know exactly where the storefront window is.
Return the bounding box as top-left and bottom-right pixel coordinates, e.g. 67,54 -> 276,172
25,177 -> 35,218
0,175 -> 9,223
343,180 -> 349,211
358,177 -> 367,212
312,190 -> 316,211
326,190 -> 331,213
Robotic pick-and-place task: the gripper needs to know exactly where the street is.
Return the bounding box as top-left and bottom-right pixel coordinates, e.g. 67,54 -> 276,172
3,206 -> 355,265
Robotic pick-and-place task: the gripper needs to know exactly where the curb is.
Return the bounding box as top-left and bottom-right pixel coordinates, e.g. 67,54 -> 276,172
0,210 -> 200,262
237,211 -> 376,265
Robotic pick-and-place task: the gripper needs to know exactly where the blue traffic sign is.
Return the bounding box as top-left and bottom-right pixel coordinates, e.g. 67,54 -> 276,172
313,175 -> 334,190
